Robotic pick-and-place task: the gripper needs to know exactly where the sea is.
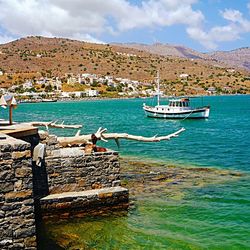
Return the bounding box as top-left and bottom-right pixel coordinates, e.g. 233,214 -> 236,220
6,95 -> 250,249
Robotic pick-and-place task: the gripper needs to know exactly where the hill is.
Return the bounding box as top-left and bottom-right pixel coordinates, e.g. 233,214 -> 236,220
116,43 -> 250,71
0,36 -> 249,95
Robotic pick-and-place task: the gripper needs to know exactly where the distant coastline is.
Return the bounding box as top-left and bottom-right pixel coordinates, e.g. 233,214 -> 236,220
18,93 -> 249,104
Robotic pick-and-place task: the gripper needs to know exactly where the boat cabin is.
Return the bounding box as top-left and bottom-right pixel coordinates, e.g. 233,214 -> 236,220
169,98 -> 190,108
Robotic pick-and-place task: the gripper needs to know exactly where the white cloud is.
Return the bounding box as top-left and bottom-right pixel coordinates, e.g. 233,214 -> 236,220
0,0 -> 203,44
187,27 -> 217,50
188,6 -> 250,50
221,9 -> 243,22
0,0 -> 249,49
71,33 -> 105,44
116,0 -> 204,30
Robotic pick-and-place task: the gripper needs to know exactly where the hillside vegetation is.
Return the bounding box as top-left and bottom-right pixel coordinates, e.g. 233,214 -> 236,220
0,36 -> 249,95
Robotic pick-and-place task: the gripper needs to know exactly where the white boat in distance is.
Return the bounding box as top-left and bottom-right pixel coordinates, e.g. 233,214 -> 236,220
143,72 -> 210,119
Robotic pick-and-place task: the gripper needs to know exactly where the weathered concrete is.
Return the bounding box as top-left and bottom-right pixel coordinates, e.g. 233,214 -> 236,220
40,187 -> 129,219
0,134 -> 36,250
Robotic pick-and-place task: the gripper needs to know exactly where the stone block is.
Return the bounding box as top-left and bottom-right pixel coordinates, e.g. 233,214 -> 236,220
5,190 -> 32,202
0,227 -> 12,238
1,202 -> 22,211
12,150 -> 31,159
23,199 -> 34,206
14,226 -> 36,238
0,239 -> 13,247
0,144 -> 12,152
14,180 -> 23,191
15,167 -> 32,178
0,152 -> 12,160
0,210 -> 4,218
49,184 -> 79,194
19,205 -> 34,215
12,142 -> 30,152
91,182 -> 102,189
12,242 -> 25,249
24,236 -> 36,248
0,170 -> 14,180
0,182 -> 14,193
78,179 -> 85,187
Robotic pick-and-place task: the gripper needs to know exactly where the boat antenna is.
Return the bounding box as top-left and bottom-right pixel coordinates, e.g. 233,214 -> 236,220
156,70 -> 160,106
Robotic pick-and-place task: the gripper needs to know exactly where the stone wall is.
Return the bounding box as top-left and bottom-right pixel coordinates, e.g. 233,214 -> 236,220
0,131 -> 127,249
45,147 -> 121,194
0,135 -> 36,250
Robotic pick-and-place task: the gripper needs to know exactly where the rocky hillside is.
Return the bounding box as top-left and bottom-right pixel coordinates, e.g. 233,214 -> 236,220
115,42 -> 208,60
209,47 -> 250,71
0,36 -> 249,95
116,43 -> 250,71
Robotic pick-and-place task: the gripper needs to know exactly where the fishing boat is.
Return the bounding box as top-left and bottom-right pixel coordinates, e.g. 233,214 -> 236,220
42,99 -> 57,102
143,72 -> 210,119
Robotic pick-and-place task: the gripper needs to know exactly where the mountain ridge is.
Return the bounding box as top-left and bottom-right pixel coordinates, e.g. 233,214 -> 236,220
113,42 -> 250,71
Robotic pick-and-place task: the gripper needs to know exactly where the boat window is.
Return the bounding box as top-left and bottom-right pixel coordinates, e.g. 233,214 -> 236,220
180,102 -> 182,107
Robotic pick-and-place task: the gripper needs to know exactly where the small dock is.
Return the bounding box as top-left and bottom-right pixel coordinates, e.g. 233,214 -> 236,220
0,121 -> 38,138
40,187 -> 129,219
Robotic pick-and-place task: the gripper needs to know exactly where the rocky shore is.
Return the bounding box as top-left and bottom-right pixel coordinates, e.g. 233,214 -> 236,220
120,158 -> 244,200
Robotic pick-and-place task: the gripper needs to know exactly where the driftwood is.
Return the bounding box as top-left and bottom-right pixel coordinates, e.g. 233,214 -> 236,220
27,121 -> 82,130
57,127 -> 185,147
28,121 -> 185,148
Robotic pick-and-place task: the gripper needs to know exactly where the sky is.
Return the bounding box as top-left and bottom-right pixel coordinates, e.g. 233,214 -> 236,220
0,0 -> 249,52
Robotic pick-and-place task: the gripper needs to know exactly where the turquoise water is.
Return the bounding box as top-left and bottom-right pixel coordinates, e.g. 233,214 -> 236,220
5,95 -> 250,249
10,95 -> 250,170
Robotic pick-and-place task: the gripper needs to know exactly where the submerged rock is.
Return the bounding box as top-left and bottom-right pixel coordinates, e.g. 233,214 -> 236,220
119,157 -> 245,200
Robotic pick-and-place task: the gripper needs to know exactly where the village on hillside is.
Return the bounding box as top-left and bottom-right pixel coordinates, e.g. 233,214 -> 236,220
0,69 -> 248,102
0,36 -> 249,102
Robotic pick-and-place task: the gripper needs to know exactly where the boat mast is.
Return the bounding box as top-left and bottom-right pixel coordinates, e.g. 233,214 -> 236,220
156,71 -> 160,106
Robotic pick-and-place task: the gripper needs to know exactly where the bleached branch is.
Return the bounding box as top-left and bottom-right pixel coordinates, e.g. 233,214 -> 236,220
57,127 -> 185,147
27,121 -> 82,130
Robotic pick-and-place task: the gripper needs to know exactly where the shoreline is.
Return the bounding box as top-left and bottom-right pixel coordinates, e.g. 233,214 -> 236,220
18,93 -> 250,104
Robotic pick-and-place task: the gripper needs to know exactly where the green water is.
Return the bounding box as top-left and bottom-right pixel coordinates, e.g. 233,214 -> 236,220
7,95 -> 250,249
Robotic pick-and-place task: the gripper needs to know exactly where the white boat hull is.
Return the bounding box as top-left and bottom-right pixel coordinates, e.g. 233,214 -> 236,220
143,105 -> 210,119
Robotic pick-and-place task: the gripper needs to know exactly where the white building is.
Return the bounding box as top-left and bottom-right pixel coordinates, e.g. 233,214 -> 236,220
22,80 -> 33,89
207,87 -> 216,95
179,73 -> 189,79
60,92 -> 70,98
67,77 -> 77,84
85,89 -> 99,97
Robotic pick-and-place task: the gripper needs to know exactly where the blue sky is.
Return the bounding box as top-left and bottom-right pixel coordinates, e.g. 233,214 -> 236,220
0,0 -> 249,52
